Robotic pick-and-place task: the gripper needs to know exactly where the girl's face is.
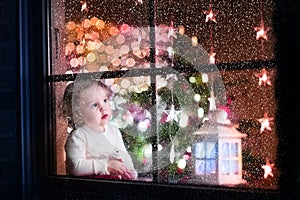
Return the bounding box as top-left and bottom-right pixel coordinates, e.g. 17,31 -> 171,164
79,84 -> 112,132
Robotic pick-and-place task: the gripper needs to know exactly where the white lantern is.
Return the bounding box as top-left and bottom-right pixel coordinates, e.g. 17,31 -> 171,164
191,109 -> 247,185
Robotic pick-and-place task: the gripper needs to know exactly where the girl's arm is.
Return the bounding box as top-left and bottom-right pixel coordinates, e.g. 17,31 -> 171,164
65,134 -> 109,176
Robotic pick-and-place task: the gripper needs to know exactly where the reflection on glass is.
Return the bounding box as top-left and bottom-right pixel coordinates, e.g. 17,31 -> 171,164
50,0 -> 278,190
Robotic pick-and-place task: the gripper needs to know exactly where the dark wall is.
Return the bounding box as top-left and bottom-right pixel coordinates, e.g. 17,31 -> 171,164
273,1 -> 300,199
0,0 -> 19,199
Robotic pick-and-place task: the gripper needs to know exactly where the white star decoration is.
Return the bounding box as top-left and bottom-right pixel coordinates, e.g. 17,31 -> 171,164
203,4 -> 218,23
255,68 -> 271,86
258,112 -> 273,133
166,74 -> 178,81
261,158 -> 275,179
164,104 -> 181,122
255,24 -> 270,40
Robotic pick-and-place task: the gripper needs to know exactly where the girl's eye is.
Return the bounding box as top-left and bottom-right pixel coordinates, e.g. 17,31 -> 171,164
103,98 -> 109,103
91,103 -> 98,108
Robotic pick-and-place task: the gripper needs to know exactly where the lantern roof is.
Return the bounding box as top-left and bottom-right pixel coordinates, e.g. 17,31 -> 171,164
194,109 -> 247,138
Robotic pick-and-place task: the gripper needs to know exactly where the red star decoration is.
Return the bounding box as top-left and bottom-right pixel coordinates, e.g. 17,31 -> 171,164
258,112 -> 273,133
136,0 -> 143,5
80,1 -> 88,12
254,68 -> 271,86
255,24 -> 270,40
261,158 -> 275,179
203,4 -> 218,23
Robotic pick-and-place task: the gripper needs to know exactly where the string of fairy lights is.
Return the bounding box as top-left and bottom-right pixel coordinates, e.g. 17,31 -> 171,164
254,0 -> 274,179
200,0 -> 275,180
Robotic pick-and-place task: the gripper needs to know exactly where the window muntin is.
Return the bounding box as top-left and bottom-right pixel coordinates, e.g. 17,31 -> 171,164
49,0 -> 278,190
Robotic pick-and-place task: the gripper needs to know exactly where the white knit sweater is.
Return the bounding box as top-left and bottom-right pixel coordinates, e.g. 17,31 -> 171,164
65,124 -> 137,178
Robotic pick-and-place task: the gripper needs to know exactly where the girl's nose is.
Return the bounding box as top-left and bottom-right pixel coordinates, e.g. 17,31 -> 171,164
98,104 -> 106,112
99,106 -> 104,112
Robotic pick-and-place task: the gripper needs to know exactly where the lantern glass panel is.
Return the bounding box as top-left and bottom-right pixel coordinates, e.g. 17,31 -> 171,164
195,142 -> 205,158
221,142 -> 229,157
230,143 -> 238,157
221,160 -> 230,175
194,141 -> 218,175
206,141 -> 217,159
195,160 -> 205,175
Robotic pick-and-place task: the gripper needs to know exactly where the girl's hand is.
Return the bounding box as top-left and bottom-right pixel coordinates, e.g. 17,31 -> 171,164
107,159 -> 135,179
121,169 -> 137,180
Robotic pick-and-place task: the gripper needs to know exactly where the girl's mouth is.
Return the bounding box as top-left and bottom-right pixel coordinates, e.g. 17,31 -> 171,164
101,114 -> 108,119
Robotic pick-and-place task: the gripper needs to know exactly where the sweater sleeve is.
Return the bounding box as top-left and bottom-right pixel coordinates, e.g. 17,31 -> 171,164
65,132 -> 109,176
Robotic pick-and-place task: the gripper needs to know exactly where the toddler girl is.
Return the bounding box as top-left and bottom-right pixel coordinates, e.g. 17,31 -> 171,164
62,79 -> 137,180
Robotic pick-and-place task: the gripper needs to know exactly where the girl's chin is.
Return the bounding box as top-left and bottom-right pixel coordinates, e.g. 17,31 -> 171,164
87,124 -> 106,132
99,125 -> 105,132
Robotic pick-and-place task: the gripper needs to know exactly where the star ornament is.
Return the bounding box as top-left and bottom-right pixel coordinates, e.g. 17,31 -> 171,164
136,0 -> 143,5
255,24 -> 270,40
166,74 -> 178,81
168,21 -> 177,39
164,104 -> 182,122
254,68 -> 272,86
258,112 -> 273,133
203,4 -> 218,23
261,158 -> 275,179
80,1 -> 88,12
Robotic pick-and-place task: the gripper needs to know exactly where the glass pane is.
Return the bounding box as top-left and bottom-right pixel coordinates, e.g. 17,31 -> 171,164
108,76 -> 153,177
195,160 -> 205,175
156,0 -> 275,63
53,76 -> 155,181
230,142 -> 238,157
194,142 -> 205,158
231,160 -> 239,175
156,73 -> 200,181
51,0 -> 150,75
206,142 -> 217,159
221,160 -> 230,175
206,160 -> 216,174
221,142 -> 229,158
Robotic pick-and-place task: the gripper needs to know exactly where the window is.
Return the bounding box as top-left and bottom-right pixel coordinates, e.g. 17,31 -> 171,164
48,0 -> 278,195
221,142 -> 239,175
194,141 -> 218,175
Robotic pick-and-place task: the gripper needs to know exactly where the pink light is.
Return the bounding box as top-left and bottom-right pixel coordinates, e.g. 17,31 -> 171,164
203,4 -> 218,23
262,158 -> 275,179
258,112 -> 273,133
255,68 -> 272,86
255,25 -> 270,40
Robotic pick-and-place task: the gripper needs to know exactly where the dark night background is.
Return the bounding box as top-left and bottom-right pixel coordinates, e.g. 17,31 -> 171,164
0,0 -> 300,199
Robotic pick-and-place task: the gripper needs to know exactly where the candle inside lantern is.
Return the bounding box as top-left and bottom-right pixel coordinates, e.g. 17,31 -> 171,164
192,36 -> 198,46
178,25 -> 185,35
